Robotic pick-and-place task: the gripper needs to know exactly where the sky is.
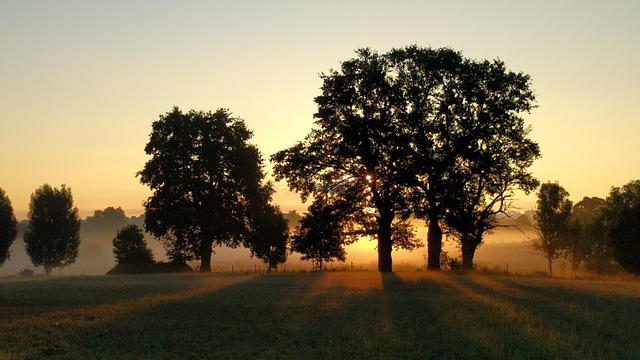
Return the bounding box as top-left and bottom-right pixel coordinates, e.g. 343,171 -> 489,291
1,0 -> 640,221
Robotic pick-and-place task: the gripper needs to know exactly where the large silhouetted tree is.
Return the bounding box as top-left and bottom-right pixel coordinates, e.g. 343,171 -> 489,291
386,46 -> 538,270
138,107 -> 271,272
0,187 -> 18,266
603,180 -> 640,274
528,182 -> 572,276
23,184 -> 81,275
273,46 -> 536,272
273,48 -> 418,272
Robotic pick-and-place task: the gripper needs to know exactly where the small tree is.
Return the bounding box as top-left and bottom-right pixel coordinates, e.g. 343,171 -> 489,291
528,182 -> 573,276
291,197 -> 350,271
247,203 -> 289,271
113,224 -> 154,265
24,184 -> 81,275
0,187 -> 18,266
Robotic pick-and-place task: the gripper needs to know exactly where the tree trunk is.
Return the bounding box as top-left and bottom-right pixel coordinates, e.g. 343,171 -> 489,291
461,242 -> 476,271
200,239 -> 212,273
570,252 -> 579,274
426,216 -> 442,270
44,266 -> 52,276
377,213 -> 393,273
548,258 -> 553,277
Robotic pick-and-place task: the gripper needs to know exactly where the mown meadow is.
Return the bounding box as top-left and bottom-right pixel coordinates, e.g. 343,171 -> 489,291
1,272 -> 639,359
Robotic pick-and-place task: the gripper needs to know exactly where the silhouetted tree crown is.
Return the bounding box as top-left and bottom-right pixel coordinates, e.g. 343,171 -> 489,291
291,196 -> 350,271
138,107 -> 273,272
246,203 -> 289,271
0,187 -> 18,266
604,180 -> 640,274
23,184 -> 81,275
83,206 -> 128,233
273,45 -> 537,272
112,224 -> 154,265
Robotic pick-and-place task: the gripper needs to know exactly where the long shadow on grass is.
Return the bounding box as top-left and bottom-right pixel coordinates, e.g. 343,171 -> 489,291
70,273 -> 329,359
10,273 -> 637,359
461,275 -> 640,359
57,272 -> 447,359
380,272 -> 566,359
0,273 -> 260,359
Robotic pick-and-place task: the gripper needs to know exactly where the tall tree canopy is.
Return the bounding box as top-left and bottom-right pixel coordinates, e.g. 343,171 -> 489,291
138,107 -> 272,272
603,180 -> 640,274
0,187 -> 18,266
273,46 -> 537,272
529,182 -> 573,276
23,184 -> 81,275
387,46 -> 538,270
273,48 -> 422,272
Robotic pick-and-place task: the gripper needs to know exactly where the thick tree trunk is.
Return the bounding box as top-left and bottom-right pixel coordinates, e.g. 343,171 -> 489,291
461,242 -> 476,271
200,239 -> 212,273
426,216 -> 442,270
377,214 -> 394,273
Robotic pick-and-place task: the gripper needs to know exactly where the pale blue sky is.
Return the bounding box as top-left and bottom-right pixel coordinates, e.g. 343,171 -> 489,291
1,0 -> 639,219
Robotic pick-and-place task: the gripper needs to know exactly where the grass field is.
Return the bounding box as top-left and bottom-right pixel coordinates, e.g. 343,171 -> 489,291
1,272 -> 639,359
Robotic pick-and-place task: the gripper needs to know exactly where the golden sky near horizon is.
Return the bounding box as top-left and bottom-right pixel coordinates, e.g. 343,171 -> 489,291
1,1 -> 640,220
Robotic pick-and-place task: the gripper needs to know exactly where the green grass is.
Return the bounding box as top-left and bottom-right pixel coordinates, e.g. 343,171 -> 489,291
1,272 -> 639,359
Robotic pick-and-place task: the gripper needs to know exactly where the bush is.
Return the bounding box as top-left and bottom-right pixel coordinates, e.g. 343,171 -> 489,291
113,224 -> 154,265
106,262 -> 193,275
18,267 -> 34,277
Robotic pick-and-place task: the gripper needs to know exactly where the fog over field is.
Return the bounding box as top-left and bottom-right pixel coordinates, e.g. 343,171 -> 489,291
1,212 -> 552,277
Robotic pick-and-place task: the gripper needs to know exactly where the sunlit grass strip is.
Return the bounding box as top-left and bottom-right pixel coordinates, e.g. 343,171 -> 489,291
1,272 -> 639,359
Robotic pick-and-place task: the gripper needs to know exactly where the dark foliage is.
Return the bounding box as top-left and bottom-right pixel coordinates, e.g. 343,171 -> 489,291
23,184 -> 80,275
604,180 -> 640,274
112,224 -> 154,265
0,187 -> 18,266
569,197 -> 616,273
83,206 -> 128,233
291,196 -> 350,271
273,46 -> 537,272
387,46 -> 538,270
138,107 -> 272,272
247,203 -> 289,271
106,261 -> 193,275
